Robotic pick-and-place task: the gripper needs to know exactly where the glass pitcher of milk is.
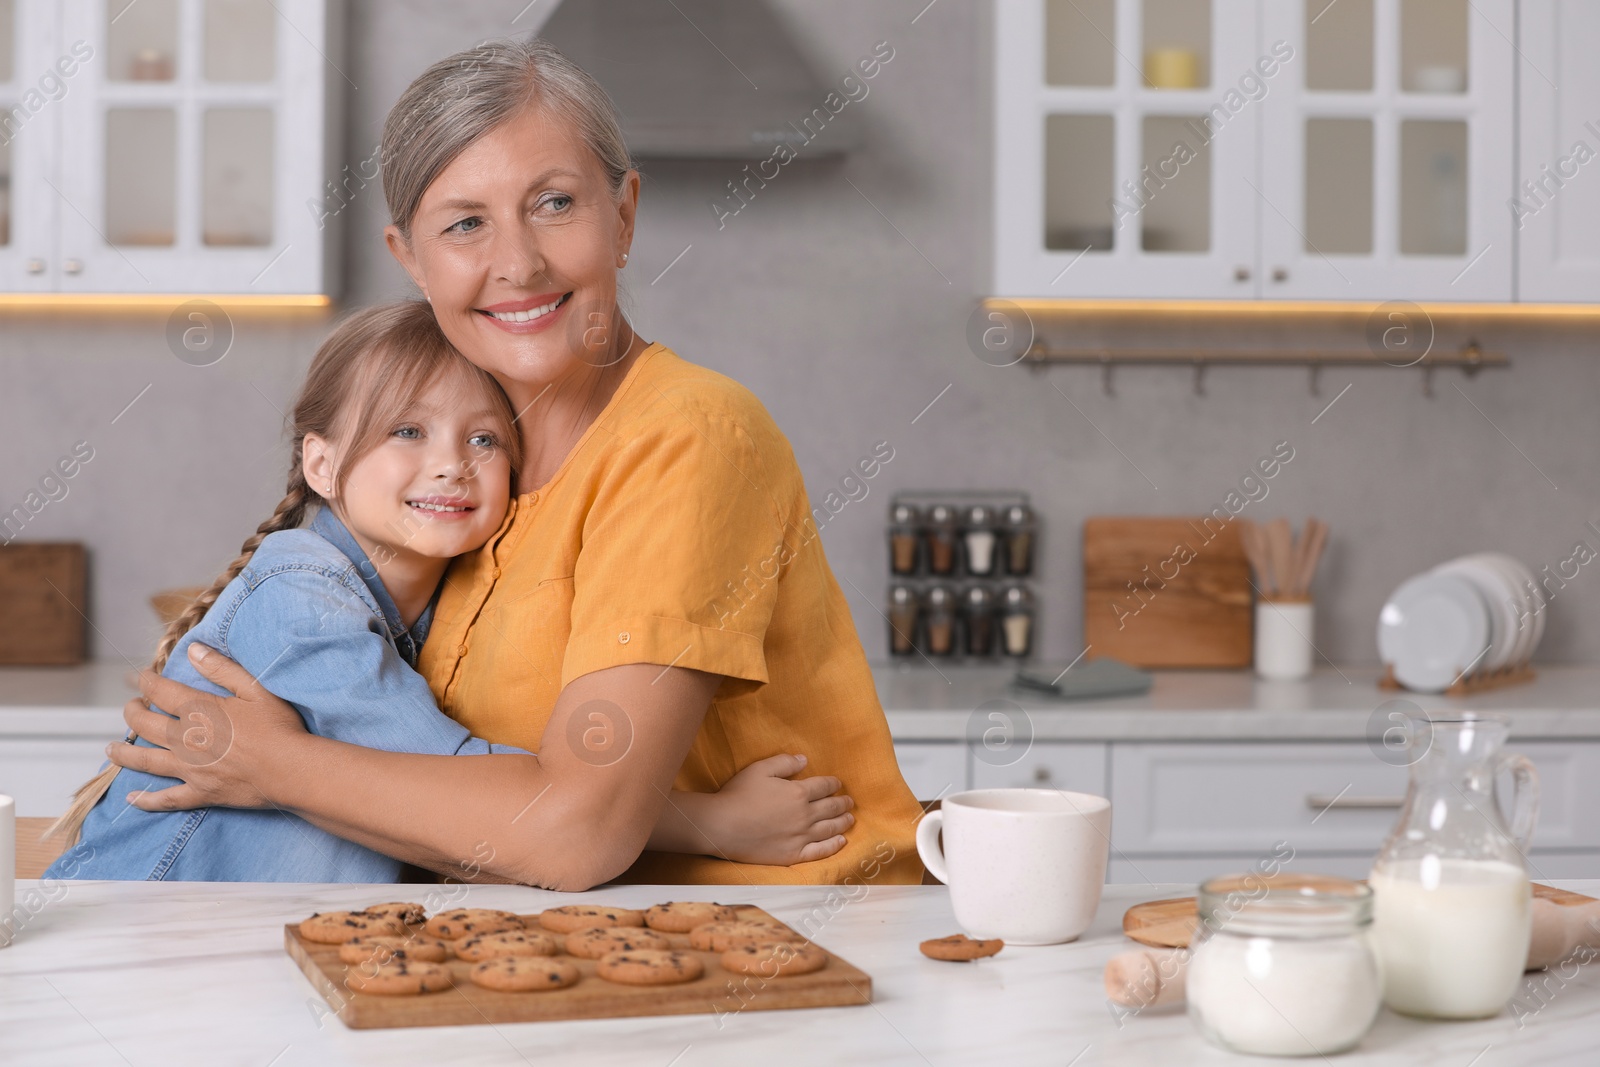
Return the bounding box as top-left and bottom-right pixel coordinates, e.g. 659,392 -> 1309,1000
1369,712 -> 1538,1019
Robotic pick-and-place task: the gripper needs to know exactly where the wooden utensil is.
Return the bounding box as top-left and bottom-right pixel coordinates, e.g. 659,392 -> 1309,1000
0,542 -> 87,665
1122,881 -> 1597,951
287,905 -> 870,1029
1082,517 -> 1253,668
1266,518 -> 1293,597
1238,520 -> 1272,597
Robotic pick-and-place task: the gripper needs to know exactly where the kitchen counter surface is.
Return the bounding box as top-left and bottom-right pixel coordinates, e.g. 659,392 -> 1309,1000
878,664 -> 1600,741
9,661 -> 1600,741
3,878 -> 1597,1066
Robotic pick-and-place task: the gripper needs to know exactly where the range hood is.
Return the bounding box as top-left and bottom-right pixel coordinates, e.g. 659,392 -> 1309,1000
538,0 -> 859,159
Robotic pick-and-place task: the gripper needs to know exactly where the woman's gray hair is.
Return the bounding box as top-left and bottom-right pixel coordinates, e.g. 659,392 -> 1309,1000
381,37 -> 635,238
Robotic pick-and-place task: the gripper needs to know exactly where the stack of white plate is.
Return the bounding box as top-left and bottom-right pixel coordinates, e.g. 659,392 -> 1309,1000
1376,553 -> 1542,693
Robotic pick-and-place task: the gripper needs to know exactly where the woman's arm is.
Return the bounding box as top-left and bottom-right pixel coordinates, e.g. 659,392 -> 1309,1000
113,643 -> 718,890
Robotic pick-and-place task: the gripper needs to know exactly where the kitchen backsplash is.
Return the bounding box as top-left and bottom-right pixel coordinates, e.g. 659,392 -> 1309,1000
3,0 -> 1600,667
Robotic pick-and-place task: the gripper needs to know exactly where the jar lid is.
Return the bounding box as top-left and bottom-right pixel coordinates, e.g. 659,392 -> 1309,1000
1198,873 -> 1372,938
1003,503 -> 1034,526
964,504 -> 994,527
888,585 -> 919,606
924,585 -> 956,608
927,504 -> 958,526
999,585 -> 1034,609
963,585 -> 995,608
890,502 -> 920,525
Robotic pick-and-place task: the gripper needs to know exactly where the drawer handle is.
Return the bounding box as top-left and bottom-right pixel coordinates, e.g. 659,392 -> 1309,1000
1305,794 -> 1405,810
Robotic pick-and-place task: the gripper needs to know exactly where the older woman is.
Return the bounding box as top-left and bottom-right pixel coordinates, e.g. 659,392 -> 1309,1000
111,38 -> 923,890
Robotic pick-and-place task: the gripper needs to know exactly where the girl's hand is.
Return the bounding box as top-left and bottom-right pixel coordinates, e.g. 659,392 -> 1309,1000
662,754 -> 855,866
107,643 -> 311,811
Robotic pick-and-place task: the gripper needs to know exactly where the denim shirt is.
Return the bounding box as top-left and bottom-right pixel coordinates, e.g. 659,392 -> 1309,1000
46,508 -> 527,882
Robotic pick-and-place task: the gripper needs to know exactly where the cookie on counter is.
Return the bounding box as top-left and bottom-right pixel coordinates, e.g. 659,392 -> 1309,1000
596,949 -> 705,986
298,911 -> 406,944
454,929 -> 561,962
565,926 -> 673,960
470,956 -> 581,993
360,901 -> 427,925
721,940 -> 829,977
423,908 -> 524,940
643,901 -> 741,932
537,904 -> 646,934
344,959 -> 453,995
919,934 -> 1005,961
338,935 -> 451,966
689,921 -> 803,953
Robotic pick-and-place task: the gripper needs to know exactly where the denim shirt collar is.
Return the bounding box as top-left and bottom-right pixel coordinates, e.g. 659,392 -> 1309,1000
309,507 -> 434,660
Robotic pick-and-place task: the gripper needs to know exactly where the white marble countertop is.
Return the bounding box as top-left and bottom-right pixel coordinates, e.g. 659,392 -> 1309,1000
9,662 -> 1600,742
2,879 -> 1598,1066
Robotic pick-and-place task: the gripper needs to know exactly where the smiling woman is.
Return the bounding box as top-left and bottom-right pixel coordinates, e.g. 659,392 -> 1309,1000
98,37 -> 925,890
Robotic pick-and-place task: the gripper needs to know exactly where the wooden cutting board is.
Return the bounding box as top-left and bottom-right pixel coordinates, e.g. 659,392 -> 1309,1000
1123,882 -> 1598,949
1082,517 -> 1253,668
0,542 -> 87,665
287,905 -> 872,1029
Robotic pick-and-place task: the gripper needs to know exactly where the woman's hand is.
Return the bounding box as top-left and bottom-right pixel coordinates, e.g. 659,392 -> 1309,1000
656,754 -> 855,866
107,643 -> 312,811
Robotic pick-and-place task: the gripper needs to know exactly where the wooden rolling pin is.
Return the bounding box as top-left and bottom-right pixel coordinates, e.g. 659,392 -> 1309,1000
1105,897 -> 1600,1009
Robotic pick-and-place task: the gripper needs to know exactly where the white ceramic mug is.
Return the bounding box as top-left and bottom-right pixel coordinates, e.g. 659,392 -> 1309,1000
0,795 -> 14,948
916,788 -> 1111,945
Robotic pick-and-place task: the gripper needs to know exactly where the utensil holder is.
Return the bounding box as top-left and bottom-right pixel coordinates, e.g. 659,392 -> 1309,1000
1255,598 -> 1313,681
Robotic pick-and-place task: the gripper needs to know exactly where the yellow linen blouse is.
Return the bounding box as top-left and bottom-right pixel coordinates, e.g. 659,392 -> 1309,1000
418,342 -> 925,885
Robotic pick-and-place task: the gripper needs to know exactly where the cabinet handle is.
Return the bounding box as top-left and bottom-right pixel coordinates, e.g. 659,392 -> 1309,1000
1032,766 -> 1052,783
26,258 -> 45,274
1305,794 -> 1404,810
1234,266 -> 1251,282
63,259 -> 83,275
1272,267 -> 1289,283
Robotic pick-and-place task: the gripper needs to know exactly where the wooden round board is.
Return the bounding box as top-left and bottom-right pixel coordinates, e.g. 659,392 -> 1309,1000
1123,881 -> 1596,949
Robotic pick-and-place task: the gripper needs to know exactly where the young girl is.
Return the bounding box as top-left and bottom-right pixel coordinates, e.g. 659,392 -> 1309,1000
45,302 -> 851,881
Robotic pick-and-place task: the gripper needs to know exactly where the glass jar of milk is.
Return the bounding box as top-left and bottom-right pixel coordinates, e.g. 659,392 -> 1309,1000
1188,874 -> 1383,1057
1369,712 -> 1538,1020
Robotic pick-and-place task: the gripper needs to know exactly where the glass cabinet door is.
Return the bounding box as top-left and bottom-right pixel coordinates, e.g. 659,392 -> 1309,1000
1258,0 -> 1513,300
0,0 -> 60,291
54,0 -> 332,294
997,0 -> 1259,298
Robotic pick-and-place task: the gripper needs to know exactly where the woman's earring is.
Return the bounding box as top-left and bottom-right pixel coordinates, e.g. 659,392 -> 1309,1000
621,253 -> 629,264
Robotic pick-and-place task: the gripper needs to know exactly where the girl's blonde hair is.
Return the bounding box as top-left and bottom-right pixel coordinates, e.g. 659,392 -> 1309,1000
47,300 -> 520,845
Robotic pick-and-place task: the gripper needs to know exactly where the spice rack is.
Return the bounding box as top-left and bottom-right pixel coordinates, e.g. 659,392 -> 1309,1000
886,490 -> 1037,662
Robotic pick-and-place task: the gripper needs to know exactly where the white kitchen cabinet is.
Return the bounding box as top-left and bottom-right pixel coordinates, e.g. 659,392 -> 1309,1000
892,741 -> 967,804
0,0 -> 342,296
969,740 -> 1107,796
0,737 -> 110,817
994,0 -> 1516,301
1515,0 -> 1600,302
1110,740 -> 1600,870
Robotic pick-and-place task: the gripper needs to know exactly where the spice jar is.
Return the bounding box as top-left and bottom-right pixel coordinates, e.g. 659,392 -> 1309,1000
923,585 -> 957,656
962,585 -> 997,657
1187,873 -> 1382,1057
888,503 -> 921,576
1002,503 -> 1036,576
998,585 -> 1034,657
887,585 -> 920,657
925,504 -> 959,576
961,504 -> 999,577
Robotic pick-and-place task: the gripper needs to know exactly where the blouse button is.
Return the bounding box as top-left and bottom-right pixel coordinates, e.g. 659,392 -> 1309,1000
618,631 -> 631,644
457,644 -> 469,656
490,568 -> 501,580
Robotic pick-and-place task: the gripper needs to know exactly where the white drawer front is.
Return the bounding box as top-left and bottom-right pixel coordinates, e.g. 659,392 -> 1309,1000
892,742 -> 966,804
1111,740 -> 1600,857
970,742 -> 1107,797
0,739 -> 111,817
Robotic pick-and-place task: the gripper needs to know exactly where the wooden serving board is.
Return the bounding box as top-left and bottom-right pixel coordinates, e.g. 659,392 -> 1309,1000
0,542 -> 87,665
286,906 -> 871,1029
1123,882 -> 1598,949
1082,517 -> 1253,668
